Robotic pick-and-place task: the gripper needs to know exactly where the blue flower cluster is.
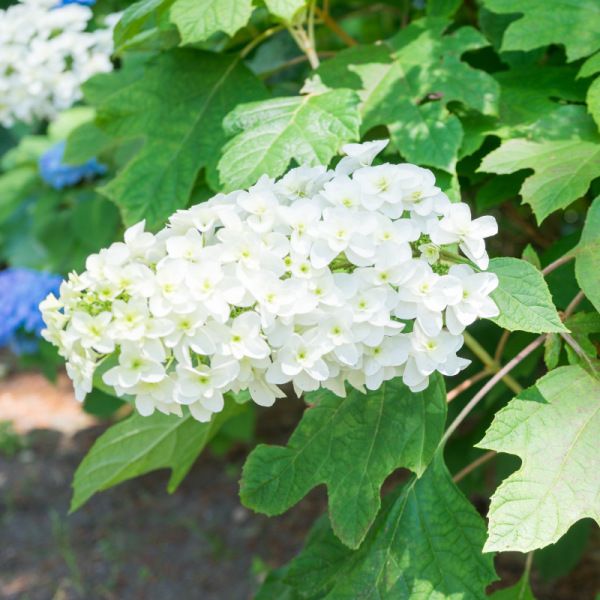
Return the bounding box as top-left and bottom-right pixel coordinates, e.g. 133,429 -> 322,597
38,141 -> 107,190
0,268 -> 63,355
54,0 -> 96,6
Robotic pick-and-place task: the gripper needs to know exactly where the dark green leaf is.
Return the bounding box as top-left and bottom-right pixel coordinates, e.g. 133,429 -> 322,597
534,519 -> 591,582
478,365 -> 600,552
83,388 -> 126,417
316,18 -> 499,172
426,0 -> 463,17
482,0 -> 600,62
218,90 -> 360,191
96,50 -> 267,227
71,397 -> 242,511
240,375 -> 447,549
489,575 -> 537,600
487,257 -> 567,333
476,172 -> 527,211
64,122 -> 113,166
278,451 -> 497,599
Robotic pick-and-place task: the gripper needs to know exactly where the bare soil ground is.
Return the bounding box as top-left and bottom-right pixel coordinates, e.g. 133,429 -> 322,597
0,372 -> 599,600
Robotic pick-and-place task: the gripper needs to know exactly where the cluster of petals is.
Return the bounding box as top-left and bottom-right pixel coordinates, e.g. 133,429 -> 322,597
0,0 -> 119,127
41,140 -> 499,422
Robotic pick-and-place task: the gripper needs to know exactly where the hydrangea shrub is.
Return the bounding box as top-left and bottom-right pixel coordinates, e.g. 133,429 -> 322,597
3,0 -> 600,594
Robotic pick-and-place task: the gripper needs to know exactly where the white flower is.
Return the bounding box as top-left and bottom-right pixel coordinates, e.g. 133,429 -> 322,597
68,311 -> 114,354
335,140 -> 389,175
445,265 -> 499,334
430,203 -> 498,270
103,342 -> 166,389
419,242 -> 440,265
42,142 -> 500,420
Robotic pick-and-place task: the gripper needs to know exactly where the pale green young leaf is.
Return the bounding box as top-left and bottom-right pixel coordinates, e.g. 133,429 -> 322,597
477,365 -> 600,552
264,0 -> 306,21
521,244 -> 541,270
489,575 -> 537,600
574,195 -> 600,312
479,139 -> 600,224
275,451 -> 497,599
543,333 -> 562,371
579,52 -> 600,79
0,167 -> 39,224
218,90 -> 360,192
240,375 -> 447,549
482,0 -> 600,62
96,50 -> 267,228
315,18 -> 499,172
71,399 -> 241,511
487,257 -> 567,333
169,0 -> 253,45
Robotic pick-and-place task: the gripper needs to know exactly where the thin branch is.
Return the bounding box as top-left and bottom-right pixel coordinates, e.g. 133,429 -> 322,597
494,330 -> 511,365
308,0 -> 317,57
541,254 -> 574,276
564,290 -> 586,320
453,450 -> 497,483
502,202 -> 553,249
440,334 -> 545,447
446,370 -> 492,403
259,52 -> 335,80
240,25 -> 286,58
338,3 -> 404,22
462,331 -> 523,395
315,6 -> 358,46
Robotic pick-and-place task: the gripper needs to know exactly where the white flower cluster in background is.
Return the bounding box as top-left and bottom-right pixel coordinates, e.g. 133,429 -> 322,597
41,140 -> 500,422
0,0 -> 119,127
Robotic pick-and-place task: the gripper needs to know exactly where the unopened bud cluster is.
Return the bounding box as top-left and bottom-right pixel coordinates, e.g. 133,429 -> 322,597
41,140 -> 499,422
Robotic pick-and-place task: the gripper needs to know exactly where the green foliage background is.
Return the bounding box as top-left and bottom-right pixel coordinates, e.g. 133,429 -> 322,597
2,0 -> 600,596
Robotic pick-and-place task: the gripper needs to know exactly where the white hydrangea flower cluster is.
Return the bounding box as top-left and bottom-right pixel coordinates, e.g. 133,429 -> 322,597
0,0 -> 119,127
40,140 -> 500,422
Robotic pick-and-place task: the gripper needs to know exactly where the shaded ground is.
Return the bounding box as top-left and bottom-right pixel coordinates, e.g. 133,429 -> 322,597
0,372 -> 599,600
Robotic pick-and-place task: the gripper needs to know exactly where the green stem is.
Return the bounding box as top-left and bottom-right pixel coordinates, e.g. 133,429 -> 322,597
240,25 -> 286,59
462,331 -> 523,395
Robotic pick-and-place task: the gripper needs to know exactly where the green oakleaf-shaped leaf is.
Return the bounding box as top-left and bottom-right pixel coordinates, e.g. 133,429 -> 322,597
218,90 -> 360,191
573,195 -> 600,312
71,399 -> 241,511
169,0 -> 253,45
96,49 -> 267,228
489,575 -> 537,600
486,257 -> 567,333
588,76 -> 600,130
426,0 -> 463,17
240,375 -> 447,549
479,138 -> 600,224
315,18 -> 499,172
482,0 -> 600,62
477,365 -> 600,553
64,121 -> 114,165
262,451 -> 497,599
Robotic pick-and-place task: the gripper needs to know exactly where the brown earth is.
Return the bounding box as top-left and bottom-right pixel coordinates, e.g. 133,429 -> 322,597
0,371 -> 599,600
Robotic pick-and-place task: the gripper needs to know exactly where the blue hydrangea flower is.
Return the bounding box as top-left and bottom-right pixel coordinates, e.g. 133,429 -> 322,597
38,141 -> 107,190
0,268 -> 63,355
54,0 -> 96,6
